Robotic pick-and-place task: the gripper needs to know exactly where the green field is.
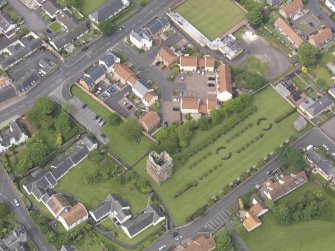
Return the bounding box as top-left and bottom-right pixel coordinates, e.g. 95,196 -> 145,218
135,87 -> 302,226
71,86 -> 154,165
56,155 -> 147,213
176,0 -> 246,40
244,183 -> 335,251
243,56 -> 269,76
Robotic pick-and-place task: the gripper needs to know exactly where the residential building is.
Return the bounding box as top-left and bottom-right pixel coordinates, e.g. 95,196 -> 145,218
249,198 -> 268,217
84,65 -> 106,86
79,76 -> 95,91
139,111 -> 160,133
112,63 -> 137,85
146,151 -> 173,185
309,28 -> 333,47
216,64 -> 233,102
42,0 -> 59,18
89,0 -> 130,23
0,227 -> 27,251
58,203 -> 88,231
299,94 -> 334,119
23,136 -> 97,201
274,17 -> 303,48
129,28 -> 153,50
276,82 -> 291,97
179,55 -> 215,72
210,35 -> 243,60
305,145 -> 335,183
143,90 -> 158,107
181,235 -> 216,251
156,47 -> 178,67
279,0 -> 304,19
267,0 -> 282,6
132,80 -> 153,99
145,17 -> 170,38
328,86 -> 335,99
181,97 -> 199,114
243,214 -> 262,232
0,12 -> 16,38
293,116 -> 307,132
0,77 -> 12,89
325,0 -> 335,12
121,205 -> 165,238
99,50 -> 120,73
0,120 -> 28,153
263,171 -> 307,201
89,194 -> 131,223
243,198 -> 268,232
0,0 -> 7,9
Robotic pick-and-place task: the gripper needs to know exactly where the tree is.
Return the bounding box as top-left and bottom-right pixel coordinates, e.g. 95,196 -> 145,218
25,136 -> 48,168
108,113 -> 122,126
55,113 -> 71,137
247,7 -> 263,27
98,20 -> 115,36
61,103 -> 72,113
210,109 -> 222,125
122,121 -> 142,141
273,204 -> 292,224
198,116 -> 209,130
0,203 -> 10,219
177,122 -> 193,148
297,43 -> 317,66
66,0 -> 79,8
279,145 -> 306,171
215,230 -> 233,251
27,97 -> 57,128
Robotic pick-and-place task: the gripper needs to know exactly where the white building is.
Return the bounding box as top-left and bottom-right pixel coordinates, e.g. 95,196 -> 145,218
129,28 -> 152,50
0,120 -> 28,153
326,0 -> 335,12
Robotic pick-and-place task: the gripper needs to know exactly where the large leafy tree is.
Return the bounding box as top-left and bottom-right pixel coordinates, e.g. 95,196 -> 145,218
27,97 -> 57,128
279,145 -> 306,171
247,7 -> 263,27
297,43 -> 317,66
55,113 -> 71,137
25,136 -> 49,168
98,20 -> 114,36
122,121 -> 142,141
108,113 -> 122,126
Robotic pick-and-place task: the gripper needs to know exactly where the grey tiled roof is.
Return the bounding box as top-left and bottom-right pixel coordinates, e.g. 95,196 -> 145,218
306,94 -> 334,118
305,147 -> 335,178
0,120 -> 24,147
130,27 -> 151,43
85,65 -> 105,83
0,12 -> 14,33
90,0 -> 129,22
42,0 -> 59,16
99,50 -> 119,68
146,17 -> 169,37
81,76 -> 95,89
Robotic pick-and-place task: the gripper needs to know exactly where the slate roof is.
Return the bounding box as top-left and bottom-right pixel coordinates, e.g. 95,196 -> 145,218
56,10 -> 77,30
146,17 -> 170,37
42,0 -> 59,17
80,76 -> 95,90
121,206 -> 164,237
0,12 -> 14,33
99,50 -> 119,69
305,94 -> 334,118
85,65 -> 105,83
130,27 -> 152,43
90,0 -> 129,23
0,120 -> 25,147
132,80 -> 152,98
305,147 -> 335,179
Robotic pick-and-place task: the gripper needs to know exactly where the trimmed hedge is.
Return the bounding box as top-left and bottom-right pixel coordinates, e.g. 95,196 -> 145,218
274,108 -> 296,123
174,180 -> 198,198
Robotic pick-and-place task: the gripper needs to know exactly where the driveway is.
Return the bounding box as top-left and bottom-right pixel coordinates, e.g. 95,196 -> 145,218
8,0 -> 47,33
308,0 -> 335,29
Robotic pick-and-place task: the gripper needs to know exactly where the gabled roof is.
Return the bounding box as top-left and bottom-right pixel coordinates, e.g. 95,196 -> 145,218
143,91 -> 157,103
275,17 -> 303,47
217,64 -> 232,94
56,10 -> 77,30
130,27 -> 152,43
42,0 -> 59,16
305,147 -> 335,178
46,194 -> 70,216
180,56 -> 197,67
99,50 -> 119,68
139,111 -> 160,130
132,80 -> 152,98
0,120 -> 25,147
207,97 -> 217,111
59,203 -> 88,227
181,97 -> 199,110
243,214 -> 261,231
281,0 -> 303,17
90,0 -> 129,22
309,28 -> 333,47
183,235 -> 217,251
305,94 -> 334,118
85,65 -> 106,82
112,63 -> 136,83
157,47 -> 178,65
198,55 -> 215,69
0,12 -> 14,33
146,17 -> 170,37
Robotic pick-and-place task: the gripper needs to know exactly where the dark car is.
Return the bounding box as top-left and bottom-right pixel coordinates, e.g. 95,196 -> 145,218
82,103 -> 87,109
94,115 -> 100,120
163,121 -> 168,128
172,232 -> 179,238
208,77 -> 215,81
127,105 -> 133,110
101,134 -> 106,139
318,15 -> 323,20
172,107 -> 180,111
308,22 -> 314,27
81,46 -> 89,52
155,61 -> 161,66
46,29 -> 52,34
208,83 -> 215,87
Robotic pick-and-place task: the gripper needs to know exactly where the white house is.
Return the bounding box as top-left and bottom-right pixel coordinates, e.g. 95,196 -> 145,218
0,120 -> 28,153
58,203 -> 88,231
129,28 -> 152,50
326,0 -> 335,12
98,50 -> 120,73
0,13 -> 17,38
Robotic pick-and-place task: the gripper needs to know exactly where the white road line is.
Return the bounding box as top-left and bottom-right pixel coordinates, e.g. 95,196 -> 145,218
216,216 -> 224,224
207,222 -> 216,230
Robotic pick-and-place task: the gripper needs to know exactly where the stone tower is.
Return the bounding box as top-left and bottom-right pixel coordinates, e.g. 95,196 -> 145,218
146,151 -> 173,185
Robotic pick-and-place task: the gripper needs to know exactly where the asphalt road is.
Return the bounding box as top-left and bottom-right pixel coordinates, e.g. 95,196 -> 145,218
146,127 -> 335,251
0,164 -> 53,251
308,0 -> 335,29
0,0 -> 179,123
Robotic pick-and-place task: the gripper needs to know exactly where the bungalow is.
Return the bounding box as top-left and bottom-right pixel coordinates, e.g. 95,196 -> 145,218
99,50 -> 120,73
89,194 -> 131,223
263,171 -> 307,201
326,0 -> 335,12
0,12 -> 17,38
0,120 -> 28,153
279,0 -> 304,20
89,0 -> 130,24
309,28 -> 333,47
181,97 -> 199,114
139,111 -> 160,133
305,145 -> 335,183
274,17 -> 303,48
112,63 -> 137,85
121,206 -> 165,238
243,198 -> 268,232
216,64 -> 233,102
156,47 -> 178,67
129,27 -> 153,50
58,203 -> 88,231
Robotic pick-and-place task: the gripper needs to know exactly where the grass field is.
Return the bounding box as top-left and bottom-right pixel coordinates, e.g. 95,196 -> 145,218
243,56 -> 269,76
176,0 -> 246,40
56,155 -> 147,213
135,87 -> 302,226
71,86 -> 154,165
244,183 -> 335,251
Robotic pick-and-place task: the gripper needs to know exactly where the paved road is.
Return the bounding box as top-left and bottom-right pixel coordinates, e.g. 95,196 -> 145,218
0,164 -> 53,251
0,0 -> 179,123
146,127 -> 335,251
308,0 -> 335,29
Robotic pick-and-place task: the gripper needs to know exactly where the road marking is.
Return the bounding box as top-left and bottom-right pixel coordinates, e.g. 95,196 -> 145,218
215,216 -> 224,224
207,222 -> 216,230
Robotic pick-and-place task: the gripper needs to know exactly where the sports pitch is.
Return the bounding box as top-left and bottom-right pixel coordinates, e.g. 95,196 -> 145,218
176,0 -> 246,41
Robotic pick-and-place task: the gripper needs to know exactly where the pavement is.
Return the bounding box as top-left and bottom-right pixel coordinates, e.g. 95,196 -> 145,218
146,127 -> 335,251
0,164 -> 53,251
308,0 -> 335,29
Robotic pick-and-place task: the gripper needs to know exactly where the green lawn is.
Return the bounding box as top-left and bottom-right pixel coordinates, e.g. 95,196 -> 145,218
176,0 -> 246,40
71,86 -> 154,165
135,87 -> 303,226
79,0 -> 109,16
243,56 -> 269,76
55,155 -> 147,213
48,21 -> 63,33
244,183 -> 335,251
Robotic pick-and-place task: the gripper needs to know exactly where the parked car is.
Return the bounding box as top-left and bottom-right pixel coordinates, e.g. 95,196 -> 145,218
208,77 -> 215,81
208,83 -> 215,87
163,121 -> 168,128
99,120 -> 105,127
81,46 -> 89,52
13,199 -> 19,207
101,134 -> 106,139
94,115 -> 100,120
172,232 -> 179,238
158,245 -> 166,251
172,107 -> 180,111
127,105 -> 133,110
81,104 -> 87,109
155,61 -> 161,66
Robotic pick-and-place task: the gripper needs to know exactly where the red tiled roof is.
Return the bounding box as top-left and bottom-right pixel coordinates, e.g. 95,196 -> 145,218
282,0 -> 303,17
181,97 -> 199,110
157,47 -> 178,65
60,203 -> 87,226
275,17 -> 303,47
309,28 -> 333,47
217,64 -> 232,93
180,56 -> 198,67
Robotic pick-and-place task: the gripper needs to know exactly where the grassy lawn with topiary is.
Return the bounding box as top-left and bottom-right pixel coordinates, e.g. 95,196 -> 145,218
135,87 -> 304,226
244,183 -> 335,251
